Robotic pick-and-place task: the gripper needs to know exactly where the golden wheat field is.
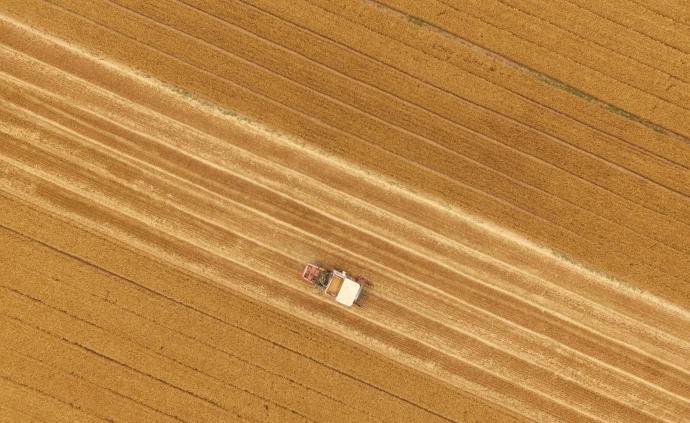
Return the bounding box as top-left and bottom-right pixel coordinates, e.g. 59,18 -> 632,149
1,1 -> 690,422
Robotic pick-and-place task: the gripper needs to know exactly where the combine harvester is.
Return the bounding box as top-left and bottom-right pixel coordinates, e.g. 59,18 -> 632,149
301,263 -> 367,307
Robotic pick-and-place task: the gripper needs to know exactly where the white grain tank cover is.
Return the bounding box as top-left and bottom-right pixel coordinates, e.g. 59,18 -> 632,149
335,278 -> 362,307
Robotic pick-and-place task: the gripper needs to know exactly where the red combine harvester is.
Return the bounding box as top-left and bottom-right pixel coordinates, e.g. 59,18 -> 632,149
301,263 -> 367,307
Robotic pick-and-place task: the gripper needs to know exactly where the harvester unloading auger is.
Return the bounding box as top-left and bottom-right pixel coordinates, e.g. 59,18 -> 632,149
301,263 -> 368,307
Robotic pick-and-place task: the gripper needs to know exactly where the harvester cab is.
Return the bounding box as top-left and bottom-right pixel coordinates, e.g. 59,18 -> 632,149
301,263 -> 366,307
